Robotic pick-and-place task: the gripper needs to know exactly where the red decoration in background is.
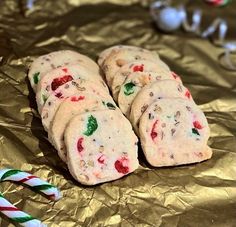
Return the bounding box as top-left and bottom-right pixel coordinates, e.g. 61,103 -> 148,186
205,0 -> 230,7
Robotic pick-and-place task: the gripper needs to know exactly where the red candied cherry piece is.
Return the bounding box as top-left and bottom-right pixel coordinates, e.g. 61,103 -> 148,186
114,157 -> 129,174
51,75 -> 73,91
194,152 -> 203,158
150,120 -> 158,141
70,96 -> 85,102
62,68 -> 68,73
97,154 -> 105,164
55,92 -> 63,98
133,64 -> 144,72
77,137 -> 84,153
172,72 -> 180,80
193,120 -> 202,129
185,90 -> 191,99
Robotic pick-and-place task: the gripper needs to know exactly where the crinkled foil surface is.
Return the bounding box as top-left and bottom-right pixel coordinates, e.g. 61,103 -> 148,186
0,0 -> 236,226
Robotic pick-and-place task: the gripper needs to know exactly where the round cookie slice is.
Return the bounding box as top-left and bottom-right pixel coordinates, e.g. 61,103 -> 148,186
41,79 -> 110,132
49,92 -> 117,162
139,98 -> 212,167
64,110 -> 139,185
102,48 -> 166,86
97,45 -> 155,66
28,50 -> 100,92
130,80 -> 193,134
36,64 -> 107,114
111,60 -> 176,101
118,71 -> 182,117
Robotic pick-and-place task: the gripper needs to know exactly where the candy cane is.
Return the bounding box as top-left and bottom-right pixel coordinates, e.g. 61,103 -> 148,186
0,169 -> 62,227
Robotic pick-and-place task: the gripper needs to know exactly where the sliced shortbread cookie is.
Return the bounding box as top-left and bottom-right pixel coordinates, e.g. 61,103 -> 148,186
64,110 -> 139,185
118,72 -> 182,116
49,93 -> 117,162
130,80 -> 193,134
28,50 -> 100,92
111,60 -> 176,101
98,45 -> 154,66
36,64 -> 107,114
102,48 -> 167,86
139,98 -> 212,167
41,79 -> 110,132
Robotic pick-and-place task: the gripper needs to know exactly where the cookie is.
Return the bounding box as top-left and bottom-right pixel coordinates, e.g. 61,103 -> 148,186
139,98 -> 212,167
130,80 -> 193,134
118,71 -> 182,116
64,110 -> 139,185
41,79 -> 110,132
102,48 -> 165,86
36,64 -> 106,114
28,50 -> 100,92
49,92 -> 117,162
98,45 -> 153,66
111,60 -> 175,101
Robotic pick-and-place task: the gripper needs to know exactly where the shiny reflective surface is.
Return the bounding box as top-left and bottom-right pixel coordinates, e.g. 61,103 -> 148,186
0,0 -> 235,226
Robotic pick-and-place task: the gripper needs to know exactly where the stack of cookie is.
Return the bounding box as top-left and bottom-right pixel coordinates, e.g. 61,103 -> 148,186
99,45 -> 212,167
28,50 -> 139,185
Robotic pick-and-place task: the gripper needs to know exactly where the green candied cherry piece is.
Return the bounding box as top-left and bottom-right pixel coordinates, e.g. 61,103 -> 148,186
106,102 -> 116,110
124,82 -> 136,96
42,94 -> 48,103
33,72 -> 40,84
192,128 -> 200,136
102,101 -> 116,110
83,115 -> 98,136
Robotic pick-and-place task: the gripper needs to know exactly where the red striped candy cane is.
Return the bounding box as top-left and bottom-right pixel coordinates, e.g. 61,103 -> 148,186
0,169 -> 62,226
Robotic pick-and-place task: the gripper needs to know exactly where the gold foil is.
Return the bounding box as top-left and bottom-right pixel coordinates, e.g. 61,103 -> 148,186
0,0 -> 236,226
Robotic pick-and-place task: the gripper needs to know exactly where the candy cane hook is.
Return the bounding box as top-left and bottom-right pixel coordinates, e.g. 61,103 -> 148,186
0,169 -> 62,227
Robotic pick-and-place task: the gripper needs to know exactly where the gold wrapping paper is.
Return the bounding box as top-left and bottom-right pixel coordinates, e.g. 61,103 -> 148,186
0,0 -> 236,226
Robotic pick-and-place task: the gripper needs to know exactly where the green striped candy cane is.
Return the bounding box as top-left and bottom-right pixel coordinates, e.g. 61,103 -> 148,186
0,169 -> 62,226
